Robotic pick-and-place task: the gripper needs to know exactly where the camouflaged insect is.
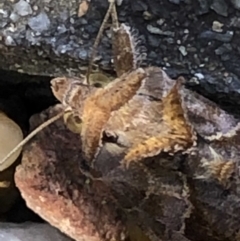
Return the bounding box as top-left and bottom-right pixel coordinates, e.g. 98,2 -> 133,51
12,1 -> 240,241
51,7 -> 198,169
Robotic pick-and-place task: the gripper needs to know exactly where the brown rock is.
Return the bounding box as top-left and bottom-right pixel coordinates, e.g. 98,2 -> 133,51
14,105 -> 128,241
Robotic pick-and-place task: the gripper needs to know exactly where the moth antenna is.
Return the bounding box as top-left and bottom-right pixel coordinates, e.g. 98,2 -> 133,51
86,0 -> 115,85
111,1 -> 119,29
1,111 -> 64,165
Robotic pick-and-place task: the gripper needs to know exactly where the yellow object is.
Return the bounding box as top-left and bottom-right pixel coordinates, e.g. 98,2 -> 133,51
0,111 -> 23,172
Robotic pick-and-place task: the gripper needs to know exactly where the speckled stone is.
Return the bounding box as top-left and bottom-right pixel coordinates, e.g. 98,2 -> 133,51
0,0 -> 240,113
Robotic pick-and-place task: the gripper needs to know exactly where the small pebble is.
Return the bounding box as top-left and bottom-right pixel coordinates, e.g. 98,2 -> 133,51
210,0 -> 228,17
189,77 -> 200,84
33,5 -> 38,11
143,11 -> 153,20
194,73 -> 205,80
199,30 -> 234,43
13,0 -> 32,17
5,36 -> 16,46
0,9 -> 9,18
78,0 -> 89,17
179,46 -> 188,56
212,21 -> 224,33
10,12 -> 20,22
28,11 -> 51,32
147,25 -> 175,37
157,19 -> 165,26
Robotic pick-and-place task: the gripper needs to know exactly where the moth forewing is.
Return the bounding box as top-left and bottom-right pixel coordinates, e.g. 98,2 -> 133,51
121,77 -> 197,168
80,68 -> 147,163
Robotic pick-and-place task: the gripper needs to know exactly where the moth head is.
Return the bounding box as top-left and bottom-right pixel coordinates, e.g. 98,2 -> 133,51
50,76 -> 87,108
50,77 -> 69,103
50,73 -> 112,134
50,73 -> 112,107
51,76 -> 84,135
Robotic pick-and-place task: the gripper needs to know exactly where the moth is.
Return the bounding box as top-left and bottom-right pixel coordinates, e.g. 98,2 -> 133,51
49,0 -> 201,169
5,1 -> 240,240
2,0 -> 194,168
2,0 -> 240,187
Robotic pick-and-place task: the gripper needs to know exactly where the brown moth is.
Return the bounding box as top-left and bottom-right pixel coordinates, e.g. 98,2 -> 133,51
2,0 -> 240,187
4,1 -> 240,240
50,0 -> 240,175
50,1 -> 198,169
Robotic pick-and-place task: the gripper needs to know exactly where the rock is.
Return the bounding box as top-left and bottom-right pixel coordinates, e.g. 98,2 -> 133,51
230,0 -> 240,9
230,17 -> 240,28
196,0 -> 210,15
14,105 -> 129,241
214,43 -> 232,55
13,0 -> 33,17
179,45 -> 188,56
210,0 -> 228,17
4,36 -> 16,47
194,72 -> 204,80
14,84 -> 240,241
28,12 -> 51,33
0,0 -> 240,116
199,30 -> 234,43
212,21 -> 223,32
0,222 -> 73,241
147,25 -> 175,37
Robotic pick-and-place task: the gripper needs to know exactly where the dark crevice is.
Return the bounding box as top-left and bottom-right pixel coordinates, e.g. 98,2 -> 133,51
0,68 -> 57,223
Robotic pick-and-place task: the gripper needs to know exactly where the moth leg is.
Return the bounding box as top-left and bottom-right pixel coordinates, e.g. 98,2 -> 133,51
122,79 -> 197,168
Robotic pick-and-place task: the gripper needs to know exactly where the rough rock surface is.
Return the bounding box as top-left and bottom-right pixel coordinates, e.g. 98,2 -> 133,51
0,222 -> 73,241
0,0 -> 240,113
14,105 -> 130,241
